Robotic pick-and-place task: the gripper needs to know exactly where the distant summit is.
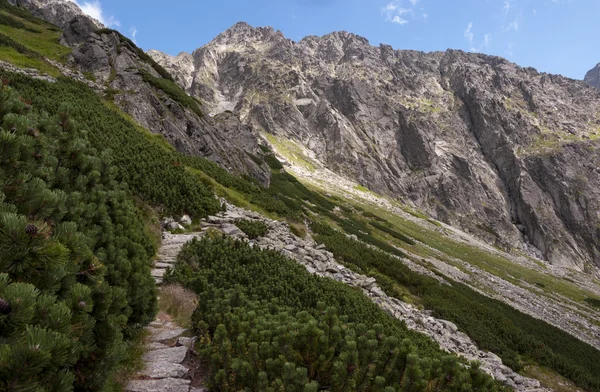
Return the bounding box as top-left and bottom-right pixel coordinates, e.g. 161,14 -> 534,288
585,63 -> 600,89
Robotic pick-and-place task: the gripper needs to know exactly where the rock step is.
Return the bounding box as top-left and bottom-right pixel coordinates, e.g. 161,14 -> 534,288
152,269 -> 167,278
126,378 -> 190,392
142,346 -> 188,365
147,327 -> 188,341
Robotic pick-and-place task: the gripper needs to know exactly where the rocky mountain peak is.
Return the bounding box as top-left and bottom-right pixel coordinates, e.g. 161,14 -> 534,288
8,0 -> 103,29
584,62 -> 600,89
150,26 -> 600,271
211,21 -> 287,48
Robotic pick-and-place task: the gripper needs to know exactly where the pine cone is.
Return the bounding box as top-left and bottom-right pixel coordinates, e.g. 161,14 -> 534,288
78,301 -> 87,310
0,298 -> 11,314
25,224 -> 38,236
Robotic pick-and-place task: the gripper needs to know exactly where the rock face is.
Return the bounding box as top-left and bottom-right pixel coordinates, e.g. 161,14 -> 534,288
151,23 -> 600,270
7,0 -> 103,29
585,63 -> 600,89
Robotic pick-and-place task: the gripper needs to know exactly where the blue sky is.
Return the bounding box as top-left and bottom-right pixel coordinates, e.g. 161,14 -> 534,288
69,0 -> 599,80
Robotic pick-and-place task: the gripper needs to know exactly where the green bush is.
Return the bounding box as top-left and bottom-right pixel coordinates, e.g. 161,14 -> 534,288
0,86 -> 156,390
584,297 -> 600,309
310,222 -> 600,391
236,219 -> 269,239
1,71 -> 220,218
166,236 -> 502,391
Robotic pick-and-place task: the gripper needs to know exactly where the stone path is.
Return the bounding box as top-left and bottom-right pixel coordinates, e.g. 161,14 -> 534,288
152,232 -> 203,285
127,201 -> 549,391
126,231 -> 205,392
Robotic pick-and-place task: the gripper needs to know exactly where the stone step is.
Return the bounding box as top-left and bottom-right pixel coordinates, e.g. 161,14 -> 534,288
152,269 -> 167,278
126,378 -> 190,392
142,346 -> 188,364
155,262 -> 174,268
148,327 -> 188,341
140,361 -> 189,379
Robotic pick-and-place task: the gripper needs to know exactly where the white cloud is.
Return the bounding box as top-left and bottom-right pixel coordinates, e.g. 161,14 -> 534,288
464,22 -> 474,45
483,33 -> 491,47
68,0 -> 120,27
506,19 -> 519,31
533,8 -> 537,15
130,27 -> 138,45
382,1 -> 425,26
464,23 -> 491,53
392,15 -> 409,24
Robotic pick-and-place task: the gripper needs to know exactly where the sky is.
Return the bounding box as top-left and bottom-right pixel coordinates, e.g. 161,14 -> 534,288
67,0 -> 600,80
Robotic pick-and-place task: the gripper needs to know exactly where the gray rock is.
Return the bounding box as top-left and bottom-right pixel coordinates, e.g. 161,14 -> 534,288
126,378 -> 190,392
177,336 -> 198,349
140,361 -> 189,379
142,346 -> 188,364
148,327 -> 188,341
167,222 -> 185,231
220,224 -> 243,236
439,320 -> 458,332
179,215 -> 192,226
585,63 -> 600,89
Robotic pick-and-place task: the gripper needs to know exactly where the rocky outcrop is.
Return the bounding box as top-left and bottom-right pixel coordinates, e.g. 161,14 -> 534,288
68,29 -> 270,182
151,23 -> 600,270
584,63 -> 600,89
7,0 -> 103,29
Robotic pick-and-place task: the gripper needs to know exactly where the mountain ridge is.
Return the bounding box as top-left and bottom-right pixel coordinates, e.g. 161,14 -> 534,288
150,21 -> 600,272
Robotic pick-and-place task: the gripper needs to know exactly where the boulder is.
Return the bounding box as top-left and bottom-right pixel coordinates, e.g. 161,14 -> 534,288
179,215 -> 192,226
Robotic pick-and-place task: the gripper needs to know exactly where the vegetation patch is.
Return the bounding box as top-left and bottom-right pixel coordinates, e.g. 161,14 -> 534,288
166,236 -> 503,391
157,284 -> 198,329
310,222 -> 600,391
2,71 -> 220,218
236,219 -> 269,239
0,86 -> 157,390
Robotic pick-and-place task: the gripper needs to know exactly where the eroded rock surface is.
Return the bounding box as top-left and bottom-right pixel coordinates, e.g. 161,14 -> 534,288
152,23 -> 600,271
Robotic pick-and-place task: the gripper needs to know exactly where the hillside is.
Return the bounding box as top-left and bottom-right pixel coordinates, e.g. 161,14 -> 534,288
0,1 -> 600,392
151,22 -> 600,273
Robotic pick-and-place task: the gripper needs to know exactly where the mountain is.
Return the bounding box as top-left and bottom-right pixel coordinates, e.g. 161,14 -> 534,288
2,2 -> 600,391
151,22 -> 600,271
7,0 -> 102,29
585,63 -> 600,89
6,2 -> 270,184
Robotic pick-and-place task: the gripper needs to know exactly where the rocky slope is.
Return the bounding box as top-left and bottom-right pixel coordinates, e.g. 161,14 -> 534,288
8,1 -> 270,184
151,23 -> 600,271
585,63 -> 600,89
8,0 -> 102,29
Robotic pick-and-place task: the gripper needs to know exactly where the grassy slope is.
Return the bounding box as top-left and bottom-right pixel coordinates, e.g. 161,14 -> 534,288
0,4 -> 69,76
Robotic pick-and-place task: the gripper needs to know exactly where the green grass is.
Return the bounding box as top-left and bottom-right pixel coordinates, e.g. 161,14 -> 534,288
0,46 -> 59,75
264,133 -> 317,171
0,10 -> 71,62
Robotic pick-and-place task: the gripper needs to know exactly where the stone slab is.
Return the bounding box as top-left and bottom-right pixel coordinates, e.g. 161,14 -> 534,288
126,378 -> 190,392
142,346 -> 188,364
